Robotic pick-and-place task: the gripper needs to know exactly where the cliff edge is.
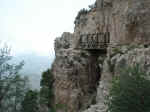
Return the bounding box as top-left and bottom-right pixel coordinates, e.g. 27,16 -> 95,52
51,0 -> 150,112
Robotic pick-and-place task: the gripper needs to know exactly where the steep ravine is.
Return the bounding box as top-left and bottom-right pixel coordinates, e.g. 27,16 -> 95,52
51,0 -> 150,112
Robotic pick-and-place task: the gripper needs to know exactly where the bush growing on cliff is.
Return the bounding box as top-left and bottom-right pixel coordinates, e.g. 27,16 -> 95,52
107,64 -> 150,112
74,8 -> 88,24
88,2 -> 97,10
76,8 -> 88,19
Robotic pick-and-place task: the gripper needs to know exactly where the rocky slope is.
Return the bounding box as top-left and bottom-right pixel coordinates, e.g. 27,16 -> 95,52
51,0 -> 150,112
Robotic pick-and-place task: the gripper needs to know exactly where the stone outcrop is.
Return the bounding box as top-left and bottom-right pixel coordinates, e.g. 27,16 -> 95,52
84,45 -> 150,112
75,0 -> 150,45
52,32 -> 103,112
51,0 -> 150,112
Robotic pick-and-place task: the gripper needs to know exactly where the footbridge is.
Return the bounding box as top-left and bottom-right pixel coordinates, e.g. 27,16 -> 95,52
79,32 -> 110,50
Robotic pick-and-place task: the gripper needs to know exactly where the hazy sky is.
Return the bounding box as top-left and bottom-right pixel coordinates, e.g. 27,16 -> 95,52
0,0 -> 96,56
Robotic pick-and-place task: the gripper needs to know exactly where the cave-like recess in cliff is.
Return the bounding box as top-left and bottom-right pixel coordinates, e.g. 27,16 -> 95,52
79,32 -> 109,109
85,48 -> 107,107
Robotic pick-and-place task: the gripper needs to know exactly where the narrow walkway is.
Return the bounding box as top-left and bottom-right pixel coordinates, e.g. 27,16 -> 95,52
79,32 -> 110,50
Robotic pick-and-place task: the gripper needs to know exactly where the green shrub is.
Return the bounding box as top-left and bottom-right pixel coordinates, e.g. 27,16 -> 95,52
21,90 -> 39,112
107,64 -> 150,112
88,2 -> 97,10
40,69 -> 54,108
74,8 -> 88,24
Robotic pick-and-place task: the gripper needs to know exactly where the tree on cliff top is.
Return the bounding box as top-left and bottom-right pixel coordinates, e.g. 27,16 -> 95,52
107,64 -> 150,112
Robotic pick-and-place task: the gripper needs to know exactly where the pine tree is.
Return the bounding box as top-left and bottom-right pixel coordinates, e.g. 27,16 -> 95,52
21,90 -> 39,112
0,45 -> 28,112
107,64 -> 150,112
4,75 -> 29,112
40,69 -> 55,111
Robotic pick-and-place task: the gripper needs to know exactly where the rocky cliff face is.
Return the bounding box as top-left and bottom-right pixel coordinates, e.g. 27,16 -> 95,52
84,45 -> 150,112
52,32 -> 104,112
51,0 -> 150,112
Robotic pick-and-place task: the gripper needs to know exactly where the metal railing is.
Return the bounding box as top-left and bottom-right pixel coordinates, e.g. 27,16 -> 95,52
79,32 -> 110,50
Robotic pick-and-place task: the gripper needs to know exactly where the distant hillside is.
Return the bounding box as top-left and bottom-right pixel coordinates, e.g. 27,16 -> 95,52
11,52 -> 55,89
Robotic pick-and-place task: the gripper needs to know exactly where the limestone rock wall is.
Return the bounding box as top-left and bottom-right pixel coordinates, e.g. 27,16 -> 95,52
51,0 -> 150,112
74,0 -> 150,45
84,45 -> 150,112
52,32 -> 103,112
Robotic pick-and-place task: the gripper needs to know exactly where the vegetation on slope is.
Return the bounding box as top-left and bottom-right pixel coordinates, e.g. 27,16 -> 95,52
107,64 -> 150,112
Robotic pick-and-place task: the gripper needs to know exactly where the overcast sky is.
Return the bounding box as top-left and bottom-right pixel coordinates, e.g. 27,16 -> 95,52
0,0 -> 96,56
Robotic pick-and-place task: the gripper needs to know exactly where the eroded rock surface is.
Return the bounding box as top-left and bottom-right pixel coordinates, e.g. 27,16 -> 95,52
52,32 -> 104,112
51,0 -> 150,112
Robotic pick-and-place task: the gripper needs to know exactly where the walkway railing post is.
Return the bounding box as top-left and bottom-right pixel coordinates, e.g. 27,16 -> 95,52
79,32 -> 110,50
